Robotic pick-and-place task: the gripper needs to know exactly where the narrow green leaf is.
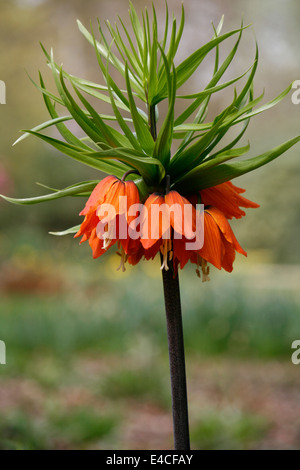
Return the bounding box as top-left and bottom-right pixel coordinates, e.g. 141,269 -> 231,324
234,41 -> 258,109
13,115 -> 73,146
37,71 -> 93,151
176,68 -> 250,100
175,136 -> 300,193
212,119 -> 250,156
174,26 -> 243,126
0,182 -> 98,206
70,78 -> 126,148
78,19 -> 144,98
118,16 -> 143,71
129,1 -> 144,59
141,12 -> 149,78
161,0 -> 169,55
125,63 -> 154,155
106,20 -> 143,77
174,91 -> 264,135
173,4 -> 185,58
228,82 -> 293,126
86,147 -> 165,184
77,20 -> 123,72
105,64 -> 142,151
171,101 -> 236,176
153,49 -> 176,167
175,26 -> 248,90
212,23 -> 220,75
148,17 -> 158,104
24,130 -> 128,176
50,225 -> 81,236
174,143 -> 250,185
58,67 -> 112,148
166,17 -> 177,67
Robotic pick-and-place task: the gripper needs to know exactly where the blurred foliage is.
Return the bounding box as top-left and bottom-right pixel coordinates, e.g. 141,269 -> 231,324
101,368 -> 170,409
0,408 -> 118,450
1,237 -> 300,360
0,238 -> 299,449
191,408 -> 269,450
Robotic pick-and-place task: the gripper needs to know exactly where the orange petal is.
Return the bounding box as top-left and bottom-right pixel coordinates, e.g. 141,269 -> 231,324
127,244 -> 145,266
88,228 -> 104,259
173,236 -> 193,269
198,212 -> 222,270
143,238 -> 162,260
80,176 -> 117,216
125,180 -> 141,225
141,193 -> 169,249
206,207 -> 247,256
74,212 -> 99,240
102,179 -> 125,215
227,181 -> 246,194
220,236 -> 236,272
165,190 -> 196,239
200,182 -> 259,219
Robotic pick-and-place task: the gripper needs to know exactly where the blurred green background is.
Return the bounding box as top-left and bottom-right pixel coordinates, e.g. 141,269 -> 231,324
0,0 -> 300,450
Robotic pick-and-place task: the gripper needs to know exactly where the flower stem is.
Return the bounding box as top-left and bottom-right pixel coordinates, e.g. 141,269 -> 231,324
148,102 -> 190,449
161,261 -> 190,450
148,104 -> 157,142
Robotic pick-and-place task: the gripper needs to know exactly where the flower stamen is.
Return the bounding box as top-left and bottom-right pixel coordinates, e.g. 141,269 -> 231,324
160,238 -> 173,271
201,258 -> 210,283
102,224 -> 111,250
195,254 -> 210,282
116,242 -> 128,272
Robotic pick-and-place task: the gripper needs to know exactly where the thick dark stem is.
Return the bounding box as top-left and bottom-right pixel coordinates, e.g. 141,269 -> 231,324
161,262 -> 190,450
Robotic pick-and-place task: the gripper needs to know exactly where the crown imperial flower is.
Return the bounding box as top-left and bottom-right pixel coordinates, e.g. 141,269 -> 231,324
2,2 -> 299,279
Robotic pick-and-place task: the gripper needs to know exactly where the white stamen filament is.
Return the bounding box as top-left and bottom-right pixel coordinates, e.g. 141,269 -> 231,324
102,222 -> 115,250
160,238 -> 173,271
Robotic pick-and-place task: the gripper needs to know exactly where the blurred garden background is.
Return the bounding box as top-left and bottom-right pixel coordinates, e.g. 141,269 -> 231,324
0,0 -> 300,450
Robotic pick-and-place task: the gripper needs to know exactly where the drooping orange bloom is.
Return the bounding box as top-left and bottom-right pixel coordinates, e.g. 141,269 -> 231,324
173,206 -> 247,279
200,181 -> 260,219
186,181 -> 259,277
75,175 -> 142,270
140,182 -> 258,279
75,175 -> 259,279
140,190 -> 197,271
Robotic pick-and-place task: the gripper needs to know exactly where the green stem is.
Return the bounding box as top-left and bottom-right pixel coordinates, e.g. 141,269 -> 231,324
148,104 -> 157,142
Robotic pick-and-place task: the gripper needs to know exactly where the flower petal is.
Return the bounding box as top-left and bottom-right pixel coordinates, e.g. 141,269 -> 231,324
165,190 -> 196,239
200,182 -> 259,219
80,176 -> 117,216
101,179 -> 125,216
206,206 -> 247,256
141,193 -> 169,250
198,211 -> 222,270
